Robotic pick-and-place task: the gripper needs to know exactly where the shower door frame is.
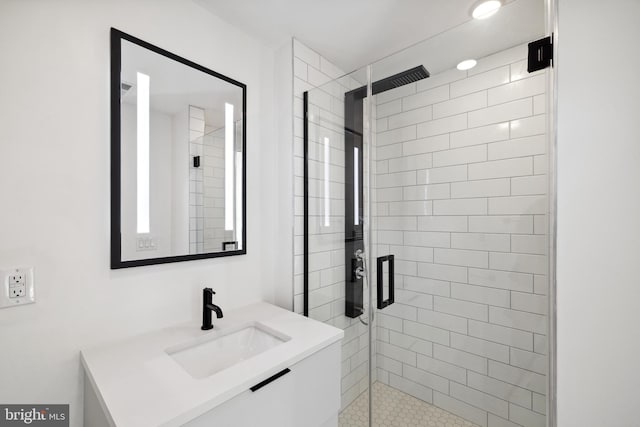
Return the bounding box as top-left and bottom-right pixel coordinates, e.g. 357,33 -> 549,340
546,0 -> 558,426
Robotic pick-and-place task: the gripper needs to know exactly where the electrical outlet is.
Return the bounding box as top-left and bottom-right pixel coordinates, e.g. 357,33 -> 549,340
9,272 -> 25,285
0,267 -> 35,308
8,272 -> 26,298
9,286 -> 25,298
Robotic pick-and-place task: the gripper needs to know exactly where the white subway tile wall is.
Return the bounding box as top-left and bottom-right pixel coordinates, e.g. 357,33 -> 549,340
374,44 -> 548,427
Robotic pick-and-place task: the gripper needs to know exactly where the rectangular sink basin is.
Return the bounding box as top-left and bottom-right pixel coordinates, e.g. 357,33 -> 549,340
167,323 -> 289,379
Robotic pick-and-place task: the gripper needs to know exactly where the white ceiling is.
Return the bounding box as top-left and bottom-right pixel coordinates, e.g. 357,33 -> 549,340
193,0 -> 541,73
369,0 -> 544,81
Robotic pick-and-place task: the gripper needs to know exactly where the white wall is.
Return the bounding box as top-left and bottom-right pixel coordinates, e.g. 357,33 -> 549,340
272,40 -> 294,310
0,0 -> 277,425
556,0 -> 640,425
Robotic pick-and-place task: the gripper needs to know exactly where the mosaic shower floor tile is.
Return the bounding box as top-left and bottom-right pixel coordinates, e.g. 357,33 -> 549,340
339,382 -> 480,427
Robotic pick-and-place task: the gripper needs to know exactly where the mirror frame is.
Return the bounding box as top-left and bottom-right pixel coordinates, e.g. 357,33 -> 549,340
110,28 -> 247,269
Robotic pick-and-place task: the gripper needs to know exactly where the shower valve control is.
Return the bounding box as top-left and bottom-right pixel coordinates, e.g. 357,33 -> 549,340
351,253 -> 366,282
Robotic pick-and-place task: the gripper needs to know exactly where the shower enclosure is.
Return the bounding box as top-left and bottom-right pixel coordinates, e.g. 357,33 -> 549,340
298,1 -> 555,426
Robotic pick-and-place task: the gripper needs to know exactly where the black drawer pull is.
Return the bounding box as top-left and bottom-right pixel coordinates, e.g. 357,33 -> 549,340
250,368 -> 291,392
377,255 -> 395,310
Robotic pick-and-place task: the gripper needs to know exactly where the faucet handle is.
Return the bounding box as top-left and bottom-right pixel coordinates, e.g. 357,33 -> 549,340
203,287 -> 215,295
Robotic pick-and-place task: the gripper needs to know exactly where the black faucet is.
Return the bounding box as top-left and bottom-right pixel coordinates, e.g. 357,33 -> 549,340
201,288 -> 223,330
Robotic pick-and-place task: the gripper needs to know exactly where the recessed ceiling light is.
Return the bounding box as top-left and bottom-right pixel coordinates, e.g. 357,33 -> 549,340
457,59 -> 477,71
472,0 -> 502,20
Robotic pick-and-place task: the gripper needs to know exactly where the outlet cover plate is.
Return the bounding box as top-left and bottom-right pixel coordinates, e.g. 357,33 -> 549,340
0,267 -> 35,308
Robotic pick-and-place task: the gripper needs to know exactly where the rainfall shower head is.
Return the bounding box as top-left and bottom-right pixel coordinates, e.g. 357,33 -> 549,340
346,66 -> 430,100
372,66 -> 430,95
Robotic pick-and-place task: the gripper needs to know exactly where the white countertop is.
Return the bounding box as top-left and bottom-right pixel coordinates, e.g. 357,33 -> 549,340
81,302 -> 344,427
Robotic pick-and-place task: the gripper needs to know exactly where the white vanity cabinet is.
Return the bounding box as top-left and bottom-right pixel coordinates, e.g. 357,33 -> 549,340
81,303 -> 344,427
184,341 -> 341,427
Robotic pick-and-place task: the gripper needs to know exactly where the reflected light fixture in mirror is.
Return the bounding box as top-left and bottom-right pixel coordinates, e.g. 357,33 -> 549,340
471,0 -> 502,20
225,102 -> 234,231
136,71 -> 150,234
235,149 -> 243,246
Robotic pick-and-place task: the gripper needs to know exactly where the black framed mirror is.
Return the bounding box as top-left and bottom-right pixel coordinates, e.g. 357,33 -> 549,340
110,28 -> 247,269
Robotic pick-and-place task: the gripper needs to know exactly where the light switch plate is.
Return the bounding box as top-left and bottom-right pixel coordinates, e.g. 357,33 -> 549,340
0,267 -> 35,309
136,235 -> 157,252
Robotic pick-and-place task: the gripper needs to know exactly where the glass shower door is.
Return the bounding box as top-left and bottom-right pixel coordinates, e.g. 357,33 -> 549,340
302,2 -> 553,425
303,68 -> 373,427
368,1 -> 552,426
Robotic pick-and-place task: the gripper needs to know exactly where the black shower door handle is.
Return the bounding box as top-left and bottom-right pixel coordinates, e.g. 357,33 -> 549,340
377,255 -> 394,310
